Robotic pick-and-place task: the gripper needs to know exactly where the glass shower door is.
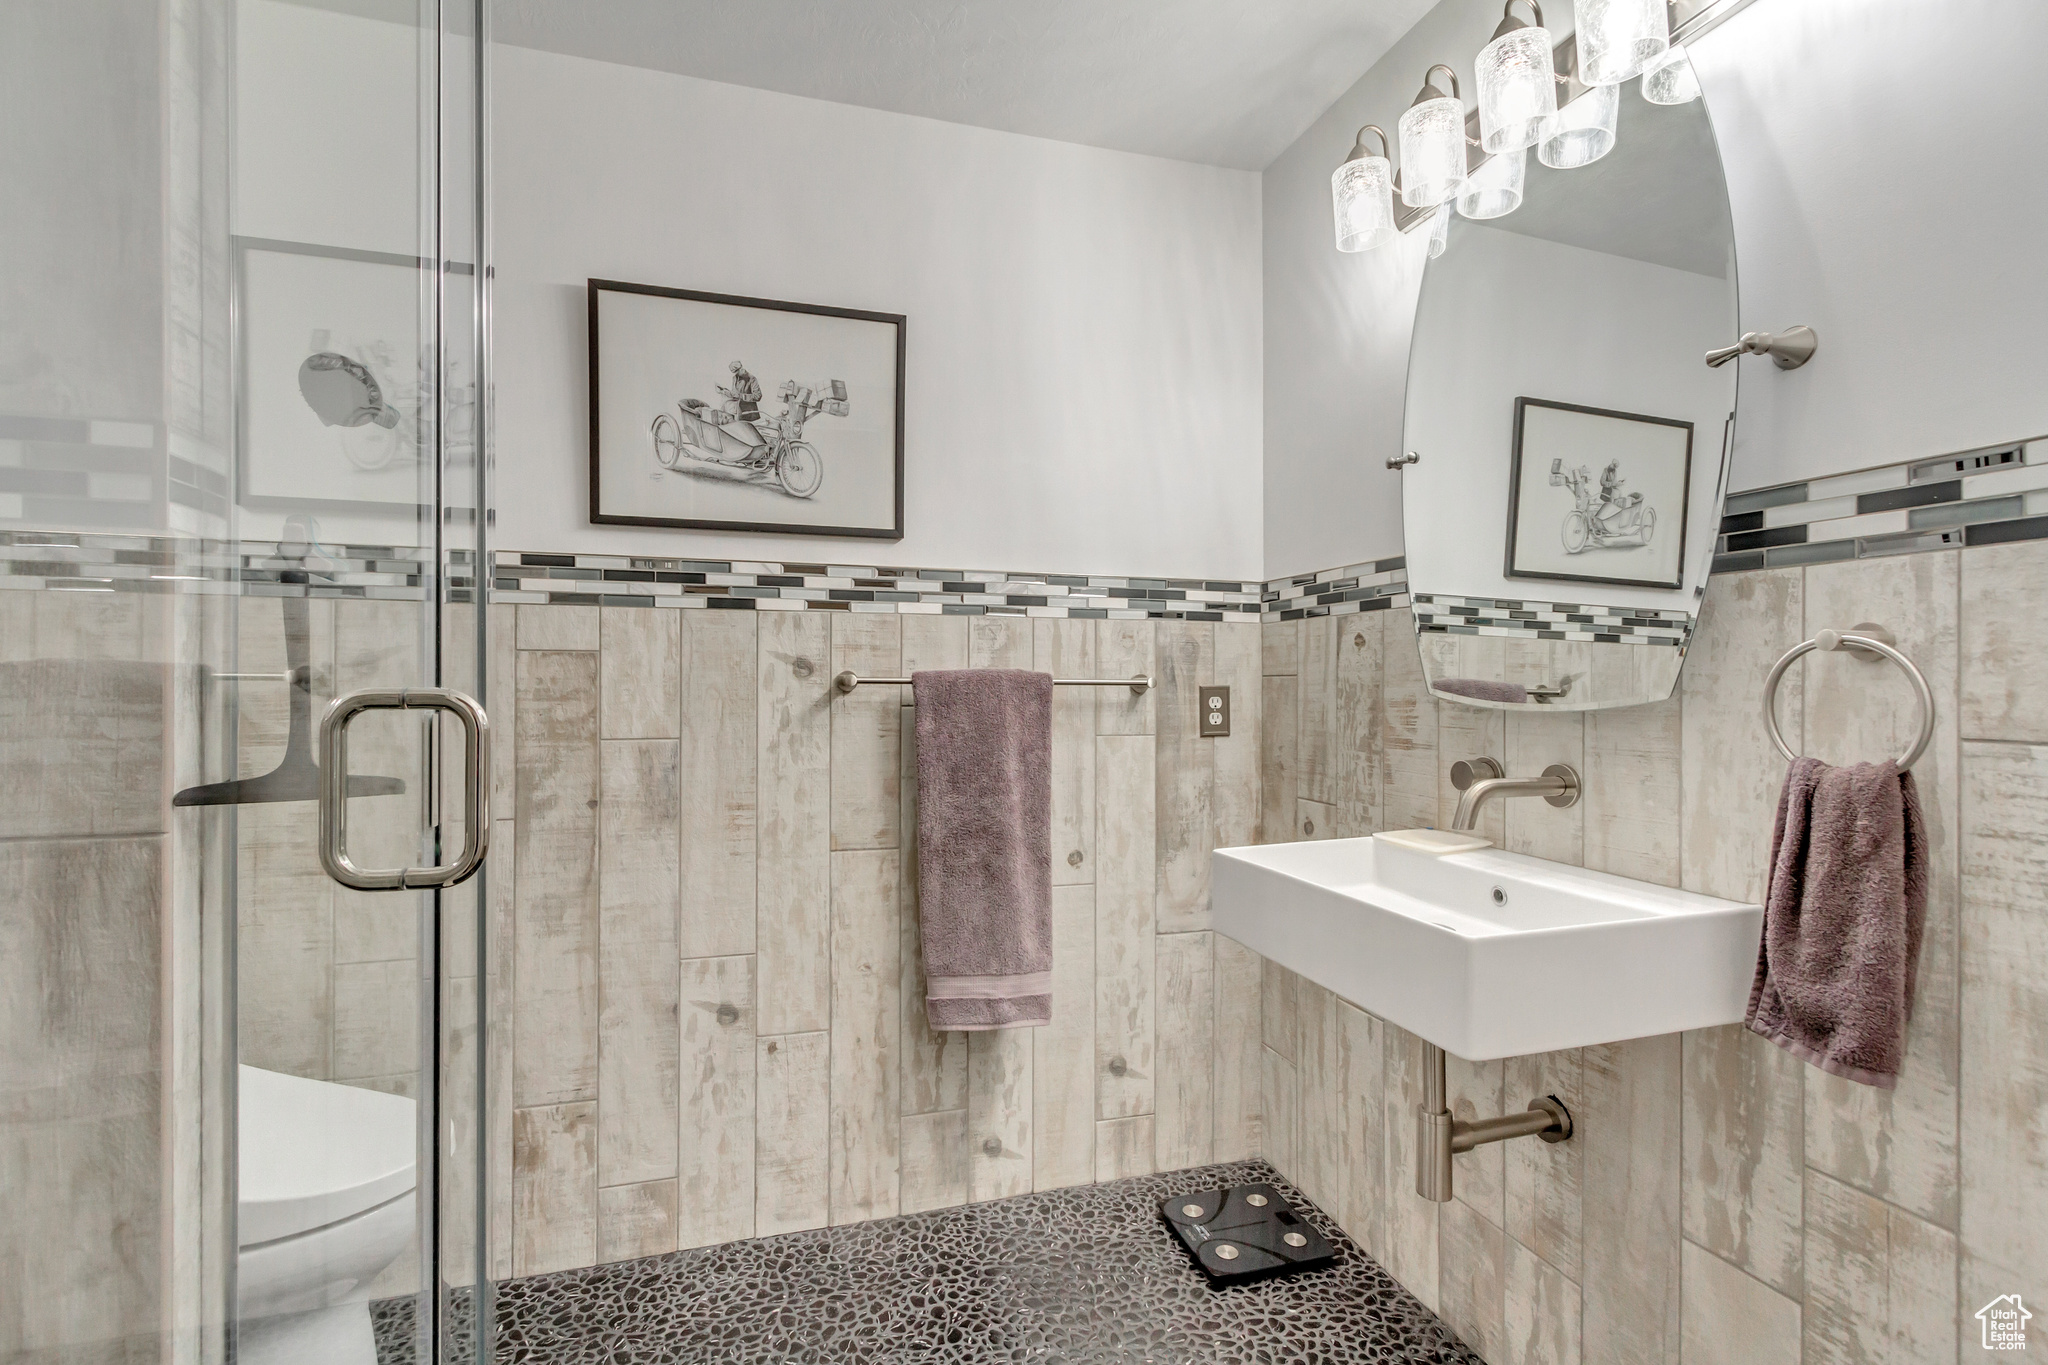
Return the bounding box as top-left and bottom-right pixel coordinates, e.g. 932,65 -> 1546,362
0,3 -> 491,1364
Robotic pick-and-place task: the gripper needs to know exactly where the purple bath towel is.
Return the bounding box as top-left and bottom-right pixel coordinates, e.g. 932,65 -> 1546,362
1746,757 -> 1929,1088
914,669 -> 1054,1030
1433,677 -> 1529,704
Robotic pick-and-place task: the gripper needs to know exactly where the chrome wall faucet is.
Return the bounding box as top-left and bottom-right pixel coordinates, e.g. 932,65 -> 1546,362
1448,756 -> 1580,831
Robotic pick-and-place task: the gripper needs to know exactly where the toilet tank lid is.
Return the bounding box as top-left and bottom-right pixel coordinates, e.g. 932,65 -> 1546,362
238,1066 -> 416,1247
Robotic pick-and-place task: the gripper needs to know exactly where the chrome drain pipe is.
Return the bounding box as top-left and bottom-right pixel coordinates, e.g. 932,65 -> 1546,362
1415,1042 -> 1573,1203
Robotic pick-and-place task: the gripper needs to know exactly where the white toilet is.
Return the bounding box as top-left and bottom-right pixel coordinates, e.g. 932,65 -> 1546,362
237,1066 -> 418,1365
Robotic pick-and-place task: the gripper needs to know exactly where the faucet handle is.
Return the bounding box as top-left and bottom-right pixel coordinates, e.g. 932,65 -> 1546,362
1450,757 -> 1504,791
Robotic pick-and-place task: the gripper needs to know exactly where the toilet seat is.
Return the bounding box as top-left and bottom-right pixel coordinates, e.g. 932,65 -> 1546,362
239,1066 -> 417,1246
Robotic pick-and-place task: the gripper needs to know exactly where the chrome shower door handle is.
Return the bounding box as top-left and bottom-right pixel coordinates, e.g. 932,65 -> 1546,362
319,687 -> 491,890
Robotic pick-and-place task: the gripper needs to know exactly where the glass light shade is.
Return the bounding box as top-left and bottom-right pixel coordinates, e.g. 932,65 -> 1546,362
1331,155 -> 1397,252
1399,96 -> 1469,207
1477,26 -> 1559,154
1641,45 -> 1702,104
1456,148 -> 1525,220
1576,0 -> 1669,85
1427,202 -> 1452,259
1538,81 -> 1619,169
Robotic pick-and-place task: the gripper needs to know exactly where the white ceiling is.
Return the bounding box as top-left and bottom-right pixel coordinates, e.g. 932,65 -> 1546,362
299,0 -> 1441,170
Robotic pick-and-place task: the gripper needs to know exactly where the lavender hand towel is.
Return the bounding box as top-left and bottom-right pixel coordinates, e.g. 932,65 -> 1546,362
914,669 -> 1054,1030
1746,756 -> 1929,1088
1434,677 -> 1530,704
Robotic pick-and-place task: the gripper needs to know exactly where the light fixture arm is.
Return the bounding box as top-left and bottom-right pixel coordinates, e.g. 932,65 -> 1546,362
1341,124 -> 1390,166
1495,0 -> 1546,38
1704,325 -> 1818,370
1415,63 -> 1463,106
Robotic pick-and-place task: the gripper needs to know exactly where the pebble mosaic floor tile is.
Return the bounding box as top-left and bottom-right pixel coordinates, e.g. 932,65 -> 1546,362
372,1160 -> 1483,1365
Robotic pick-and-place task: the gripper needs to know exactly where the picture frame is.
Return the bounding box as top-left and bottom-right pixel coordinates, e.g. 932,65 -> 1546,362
1503,397 -> 1693,590
588,280 -> 906,539
235,236 -> 470,514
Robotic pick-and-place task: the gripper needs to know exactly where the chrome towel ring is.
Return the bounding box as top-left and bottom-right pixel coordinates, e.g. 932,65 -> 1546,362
1761,627 -> 1935,770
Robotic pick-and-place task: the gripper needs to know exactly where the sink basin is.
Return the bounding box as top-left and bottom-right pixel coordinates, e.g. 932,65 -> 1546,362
1212,834 -> 1763,1060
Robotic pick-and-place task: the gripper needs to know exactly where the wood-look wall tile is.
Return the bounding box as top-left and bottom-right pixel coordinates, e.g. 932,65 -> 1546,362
518,603 -> 598,652
598,936 -> 679,1189
1680,568 -> 1804,905
756,611 -> 832,1035
1503,1236 -> 1581,1365
599,607 -> 680,740
755,1030 -> 830,1236
1094,734 -> 1157,1119
600,739 -> 680,947
830,848 -> 901,1224
490,604 -> 519,814
1034,886 -> 1098,1189
1960,542 -> 2048,742
899,692 -> 967,1118
1036,619 -> 1098,885
512,1101 -> 598,1277
1439,1197 -> 1507,1364
1580,1035 -> 1681,1365
1505,1048 -> 1584,1282
1298,616 -> 1338,806
1260,673 -> 1300,845
1682,1024 -> 1805,1295
1213,934 -> 1266,1164
965,615 -> 1031,669
1381,611 -> 1440,832
1583,697 -> 1682,886
1261,1046 -> 1299,1183
1802,552 -> 1961,1228
1502,710 -> 1583,865
900,1108 -> 969,1213
1679,1239 -> 1799,1365
1382,1024 -> 1441,1311
1262,958 -> 1300,1063
1263,619 -> 1300,677
900,614 -> 970,673
1096,1114 -> 1156,1182
1801,1167 -> 1957,1365
830,613 -> 901,851
1155,621 -> 1216,933
1213,624 -> 1264,850
0,653 -> 164,839
1446,1051 -> 1508,1231
677,955 -> 754,1249
678,612 -> 757,959
1095,620 -> 1157,735
1294,979 -> 1341,1214
1335,615 -> 1384,838
236,804 -> 333,1076
1295,797 -> 1334,841
514,649 -> 600,1107
969,1028 -> 1033,1200
333,894 -> 413,967
1333,1002 -> 1385,1262
597,1180 -> 678,1263
488,818 -> 517,1281
333,959 -> 416,1082
1958,741 -> 2048,1304
1154,930 -> 1215,1171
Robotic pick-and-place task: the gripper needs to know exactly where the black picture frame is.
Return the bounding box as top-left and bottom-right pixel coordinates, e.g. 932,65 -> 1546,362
587,280 -> 907,539
1503,396 -> 1694,591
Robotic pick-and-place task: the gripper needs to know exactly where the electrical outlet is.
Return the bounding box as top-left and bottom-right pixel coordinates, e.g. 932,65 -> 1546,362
1199,686 -> 1230,737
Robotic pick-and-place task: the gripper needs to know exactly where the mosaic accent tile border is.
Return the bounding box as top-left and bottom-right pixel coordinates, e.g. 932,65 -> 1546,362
0,530 -> 468,600
1412,592 -> 1692,647
370,1160 -> 1483,1365
489,551 -> 1265,621
1260,556 -> 1411,622
1712,434 -> 2048,572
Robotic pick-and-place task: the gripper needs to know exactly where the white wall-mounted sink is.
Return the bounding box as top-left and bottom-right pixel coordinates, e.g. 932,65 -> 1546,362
1212,834 -> 1763,1061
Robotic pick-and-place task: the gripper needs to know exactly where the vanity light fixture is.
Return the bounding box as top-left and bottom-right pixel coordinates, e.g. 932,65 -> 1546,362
1398,65 -> 1470,208
1641,44 -> 1702,104
1575,0 -> 1671,85
1331,125 -> 1398,253
1539,81 -> 1620,168
1455,146 -> 1526,219
1476,1 -> 1559,155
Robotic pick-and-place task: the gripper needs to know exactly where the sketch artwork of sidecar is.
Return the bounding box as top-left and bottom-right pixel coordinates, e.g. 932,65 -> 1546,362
1549,457 -> 1655,554
650,372 -> 848,500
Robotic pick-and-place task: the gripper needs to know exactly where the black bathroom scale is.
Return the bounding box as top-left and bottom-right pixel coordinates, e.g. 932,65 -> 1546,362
1159,1182 -> 1336,1285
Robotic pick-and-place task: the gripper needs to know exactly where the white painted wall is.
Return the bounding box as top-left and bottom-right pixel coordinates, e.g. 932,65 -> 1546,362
1262,0 -> 2048,579
490,46 -> 1263,578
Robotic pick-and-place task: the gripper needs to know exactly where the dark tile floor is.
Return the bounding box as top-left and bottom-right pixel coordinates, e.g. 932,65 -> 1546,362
374,1160 -> 1484,1364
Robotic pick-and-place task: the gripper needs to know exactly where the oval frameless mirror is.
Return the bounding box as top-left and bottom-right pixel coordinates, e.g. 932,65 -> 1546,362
1399,55 -> 1735,711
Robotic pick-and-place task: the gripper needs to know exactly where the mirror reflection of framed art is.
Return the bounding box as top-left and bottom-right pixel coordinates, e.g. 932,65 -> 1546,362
1503,397 -> 1693,591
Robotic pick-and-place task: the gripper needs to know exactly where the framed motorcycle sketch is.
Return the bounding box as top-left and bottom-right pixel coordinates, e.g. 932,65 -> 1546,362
1503,397 -> 1692,590
588,280 -> 906,538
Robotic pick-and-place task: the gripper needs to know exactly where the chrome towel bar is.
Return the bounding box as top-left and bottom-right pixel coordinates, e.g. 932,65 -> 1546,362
1761,625 -> 1934,769
834,671 -> 1151,696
